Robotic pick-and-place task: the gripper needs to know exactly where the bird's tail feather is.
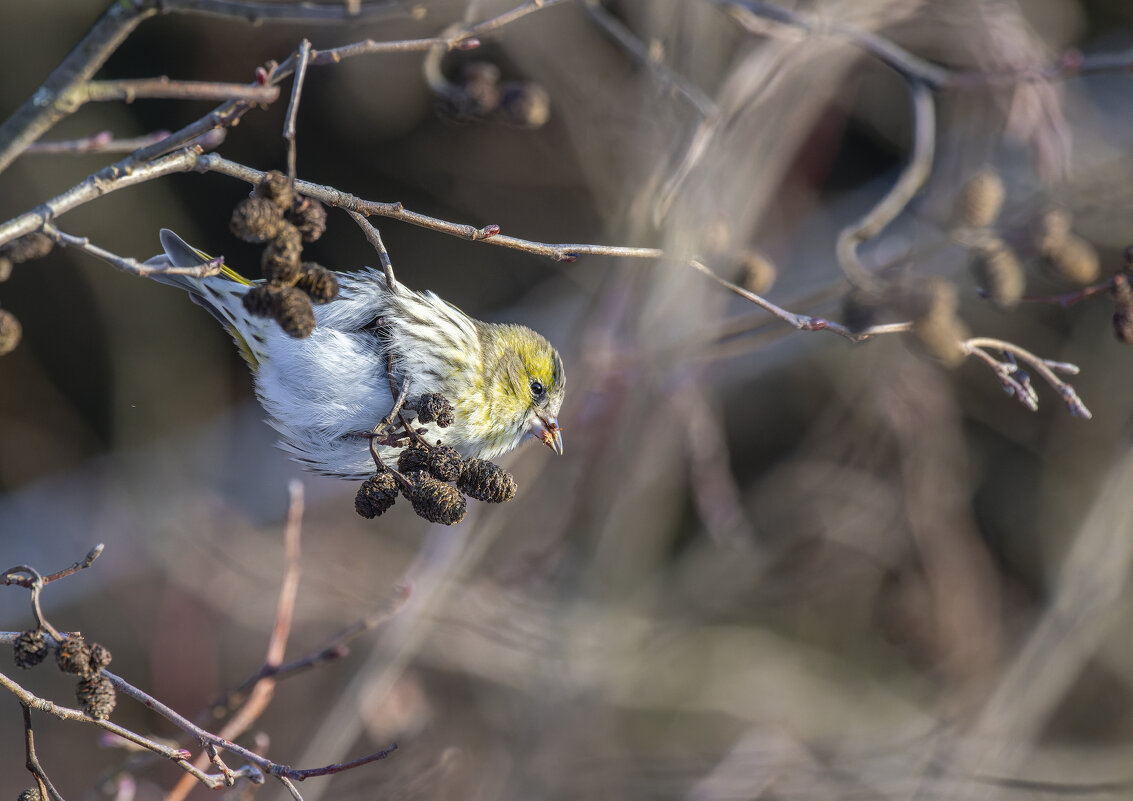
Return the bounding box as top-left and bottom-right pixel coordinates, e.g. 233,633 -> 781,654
153,229 -> 262,368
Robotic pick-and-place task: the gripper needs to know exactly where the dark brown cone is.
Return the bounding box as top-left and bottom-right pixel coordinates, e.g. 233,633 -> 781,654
457,458 -> 517,503
242,284 -> 277,318
1044,234 -> 1100,286
841,287 -> 883,333
1113,272 -> 1133,306
414,393 -> 455,427
13,629 -> 47,669
355,473 -> 399,518
230,196 -> 286,243
88,642 -> 112,672
954,168 -> 1005,229
911,280 -> 969,368
736,249 -> 777,295
261,225 -> 303,284
272,286 -> 316,338
408,472 -> 467,525
427,445 -> 464,482
3,232 -> 54,263
497,80 -> 551,129
0,309 -> 21,356
253,170 -> 296,212
288,197 -> 327,243
397,444 -> 429,474
295,262 -> 339,303
56,636 -> 93,677
76,673 -> 116,719
1114,305 -> 1133,345
972,239 -> 1024,309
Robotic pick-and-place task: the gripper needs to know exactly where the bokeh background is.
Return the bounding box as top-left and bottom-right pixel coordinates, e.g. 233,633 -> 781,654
3,0 -> 1133,798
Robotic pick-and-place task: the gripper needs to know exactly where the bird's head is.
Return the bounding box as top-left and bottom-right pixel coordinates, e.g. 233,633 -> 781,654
478,324 -> 566,456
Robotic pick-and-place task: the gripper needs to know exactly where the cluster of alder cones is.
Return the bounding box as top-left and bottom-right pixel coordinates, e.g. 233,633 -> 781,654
355,393 -> 518,526
13,628 -> 115,719
229,170 -> 337,338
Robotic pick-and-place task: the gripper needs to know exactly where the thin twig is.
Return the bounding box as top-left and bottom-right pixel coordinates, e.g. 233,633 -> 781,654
582,0 -> 717,118
284,40 -> 312,181
688,258 -> 913,342
21,704 -> 64,801
962,337 -> 1091,418
346,209 -> 396,287
166,480 -> 306,801
311,0 -> 567,65
720,0 -> 951,87
154,0 -> 413,24
223,583 -> 412,704
44,224 -> 224,279
0,1 -> 157,174
23,130 -> 172,155
75,77 -> 278,106
836,80 -> 935,285
281,743 -> 399,779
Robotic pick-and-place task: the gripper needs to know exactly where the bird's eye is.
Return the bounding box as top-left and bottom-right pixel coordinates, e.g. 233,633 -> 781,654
530,379 -> 545,398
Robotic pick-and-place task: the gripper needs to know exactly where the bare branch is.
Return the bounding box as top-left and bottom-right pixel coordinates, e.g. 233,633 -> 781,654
21,704 -> 64,801
0,1 -> 157,174
284,40 -> 312,181
23,130 -> 172,155
153,0 -> 411,24
962,337 -> 1092,419
836,80 -> 936,285
76,77 -> 278,105
346,209 -> 396,287
43,225 -> 224,279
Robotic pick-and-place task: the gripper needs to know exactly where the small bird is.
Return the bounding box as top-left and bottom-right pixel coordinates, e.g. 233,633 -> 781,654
149,229 -> 565,479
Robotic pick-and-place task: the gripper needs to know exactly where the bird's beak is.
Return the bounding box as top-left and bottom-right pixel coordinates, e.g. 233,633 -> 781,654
531,415 -> 563,455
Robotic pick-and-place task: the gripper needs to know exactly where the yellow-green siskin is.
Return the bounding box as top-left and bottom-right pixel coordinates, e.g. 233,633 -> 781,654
149,230 -> 565,479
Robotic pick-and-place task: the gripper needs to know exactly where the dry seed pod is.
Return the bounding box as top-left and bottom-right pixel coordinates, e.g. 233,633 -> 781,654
13,629 -> 48,669
261,225 -> 303,284
458,458 -> 518,503
76,673 -> 116,719
0,309 -> 21,356
0,256 -> 12,282
1044,235 -> 1100,286
955,168 -> 1005,229
407,471 -> 467,525
972,238 -> 1025,308
88,642 -> 112,672
242,284 -> 277,318
736,249 -> 777,295
253,170 -> 296,212
56,636 -> 93,677
911,280 -> 969,368
427,445 -> 464,482
230,197 -> 286,243
294,262 -> 339,304
3,232 -> 54,263
288,197 -> 327,243
497,80 -> 551,129
841,286 -> 884,333
272,286 -> 316,338
1112,273 -> 1133,344
355,473 -> 399,518
414,393 -> 455,427
397,444 -> 430,474
1035,208 -> 1073,252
